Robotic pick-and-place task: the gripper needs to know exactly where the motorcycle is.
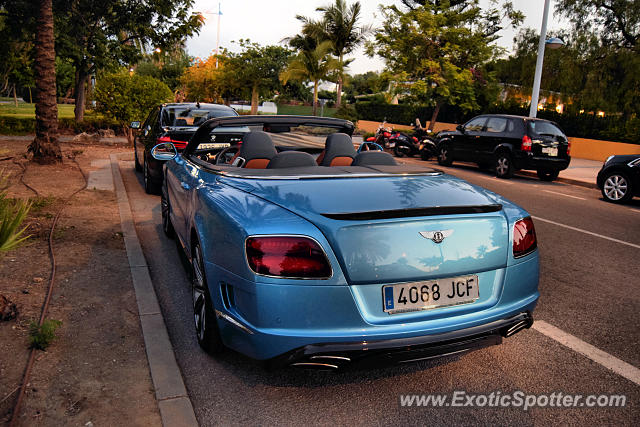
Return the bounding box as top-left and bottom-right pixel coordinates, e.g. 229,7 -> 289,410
365,120 -> 395,149
413,118 -> 437,161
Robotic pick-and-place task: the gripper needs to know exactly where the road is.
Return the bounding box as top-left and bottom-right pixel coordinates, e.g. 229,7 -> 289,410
119,141 -> 639,426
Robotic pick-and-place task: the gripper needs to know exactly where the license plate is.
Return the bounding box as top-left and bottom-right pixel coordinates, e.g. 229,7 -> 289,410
541,147 -> 558,156
197,142 -> 231,150
383,275 -> 479,314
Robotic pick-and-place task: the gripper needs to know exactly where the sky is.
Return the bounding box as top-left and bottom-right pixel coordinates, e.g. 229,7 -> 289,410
185,0 -> 566,75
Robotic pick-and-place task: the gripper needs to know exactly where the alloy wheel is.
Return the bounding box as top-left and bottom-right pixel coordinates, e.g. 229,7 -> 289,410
603,174 -> 628,201
192,245 -> 207,342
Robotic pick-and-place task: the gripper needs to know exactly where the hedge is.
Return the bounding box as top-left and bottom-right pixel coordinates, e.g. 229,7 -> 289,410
355,102 -> 640,144
0,116 -> 122,135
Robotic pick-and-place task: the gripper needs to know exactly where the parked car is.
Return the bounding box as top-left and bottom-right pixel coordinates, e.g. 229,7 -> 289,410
596,154 -> 640,203
152,115 -> 539,370
436,114 -> 571,180
131,102 -> 244,194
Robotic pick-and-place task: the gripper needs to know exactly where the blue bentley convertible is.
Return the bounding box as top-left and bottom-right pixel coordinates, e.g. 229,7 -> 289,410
152,116 -> 539,370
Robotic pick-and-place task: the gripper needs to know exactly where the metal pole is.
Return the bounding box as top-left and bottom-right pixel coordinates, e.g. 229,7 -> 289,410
529,0 -> 551,118
215,3 -> 222,68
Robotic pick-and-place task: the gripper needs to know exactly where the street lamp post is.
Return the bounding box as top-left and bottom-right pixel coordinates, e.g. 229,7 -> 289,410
529,0 -> 564,118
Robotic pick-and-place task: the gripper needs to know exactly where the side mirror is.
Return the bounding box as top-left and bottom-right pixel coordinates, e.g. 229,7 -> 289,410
456,124 -> 464,132
130,121 -> 141,129
151,142 -> 177,161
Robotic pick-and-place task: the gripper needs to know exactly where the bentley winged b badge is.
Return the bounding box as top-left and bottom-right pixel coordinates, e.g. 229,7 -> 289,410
419,229 -> 454,244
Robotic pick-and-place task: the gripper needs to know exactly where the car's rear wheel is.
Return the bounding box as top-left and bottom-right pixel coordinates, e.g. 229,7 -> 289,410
143,156 -> 160,195
437,144 -> 453,166
495,152 -> 514,178
192,242 -> 224,354
601,172 -> 633,203
161,182 -> 174,238
537,169 -> 560,181
134,144 -> 143,172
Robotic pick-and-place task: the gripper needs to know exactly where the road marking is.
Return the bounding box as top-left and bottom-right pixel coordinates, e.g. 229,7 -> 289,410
533,321 -> 640,386
532,216 -> 640,249
542,189 -> 586,200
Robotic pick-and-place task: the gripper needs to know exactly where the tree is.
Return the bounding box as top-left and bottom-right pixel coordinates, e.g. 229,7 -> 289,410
180,54 -> 229,103
281,34 -> 340,115
298,0 -> 372,109
555,0 -> 639,50
95,72 -> 173,145
221,41 -> 292,114
367,0 -> 523,129
135,49 -> 193,91
54,0 -> 203,122
28,0 -> 61,163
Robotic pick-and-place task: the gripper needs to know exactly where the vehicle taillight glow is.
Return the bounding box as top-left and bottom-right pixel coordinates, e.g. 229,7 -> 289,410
521,135 -> 532,152
245,236 -> 332,279
157,136 -> 187,149
513,217 -> 537,258
567,140 -> 571,156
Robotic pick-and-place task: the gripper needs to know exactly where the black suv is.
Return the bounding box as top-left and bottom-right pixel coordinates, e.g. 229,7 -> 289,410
132,103 -> 242,194
435,114 -> 571,180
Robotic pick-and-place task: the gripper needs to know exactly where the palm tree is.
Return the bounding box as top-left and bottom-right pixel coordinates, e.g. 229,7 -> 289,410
281,35 -> 339,116
299,0 -> 371,109
28,0 -> 61,163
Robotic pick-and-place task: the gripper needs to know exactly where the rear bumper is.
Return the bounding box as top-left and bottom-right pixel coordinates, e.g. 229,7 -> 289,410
514,153 -> 571,171
266,311 -> 534,370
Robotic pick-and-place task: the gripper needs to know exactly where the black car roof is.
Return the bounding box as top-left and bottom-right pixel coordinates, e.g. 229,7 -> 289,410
162,102 -> 233,110
474,114 -> 554,122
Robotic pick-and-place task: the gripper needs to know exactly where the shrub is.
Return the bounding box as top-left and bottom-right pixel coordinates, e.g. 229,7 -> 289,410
28,318 -> 62,350
0,171 -> 31,252
333,103 -> 358,123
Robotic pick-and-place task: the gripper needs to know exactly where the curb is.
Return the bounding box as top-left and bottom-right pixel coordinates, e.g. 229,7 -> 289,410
516,170 -> 598,189
110,154 -> 199,427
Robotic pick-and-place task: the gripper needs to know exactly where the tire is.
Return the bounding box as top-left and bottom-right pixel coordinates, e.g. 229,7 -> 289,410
143,156 -> 160,195
192,242 -> 225,354
537,169 -> 560,181
420,150 -> 431,161
437,144 -> 453,166
161,181 -> 174,238
134,144 -> 143,172
495,152 -> 514,179
393,145 -> 405,158
601,172 -> 633,203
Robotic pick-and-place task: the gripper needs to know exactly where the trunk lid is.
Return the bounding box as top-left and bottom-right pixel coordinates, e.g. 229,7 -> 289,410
220,174 -> 509,284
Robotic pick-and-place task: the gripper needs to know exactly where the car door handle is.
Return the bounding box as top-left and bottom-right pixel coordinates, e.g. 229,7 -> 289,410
180,182 -> 190,190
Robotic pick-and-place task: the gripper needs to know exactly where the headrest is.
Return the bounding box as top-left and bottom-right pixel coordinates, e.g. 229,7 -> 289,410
267,151 -> 317,169
351,151 -> 398,166
321,133 -> 356,166
174,118 -> 188,126
239,131 -> 277,161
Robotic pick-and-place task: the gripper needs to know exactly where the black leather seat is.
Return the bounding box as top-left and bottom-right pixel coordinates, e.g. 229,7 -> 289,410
234,131 -> 278,168
267,151 -> 317,169
351,151 -> 398,166
316,133 -> 356,166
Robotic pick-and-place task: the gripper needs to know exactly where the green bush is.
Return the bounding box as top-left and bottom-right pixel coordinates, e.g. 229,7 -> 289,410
333,104 -> 358,123
0,171 -> 31,252
28,318 -> 62,350
0,116 -> 123,135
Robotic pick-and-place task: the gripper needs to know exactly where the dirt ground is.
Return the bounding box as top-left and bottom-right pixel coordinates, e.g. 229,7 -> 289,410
0,139 -> 161,426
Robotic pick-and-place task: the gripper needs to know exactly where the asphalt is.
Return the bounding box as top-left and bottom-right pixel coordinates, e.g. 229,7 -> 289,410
118,147 -> 639,426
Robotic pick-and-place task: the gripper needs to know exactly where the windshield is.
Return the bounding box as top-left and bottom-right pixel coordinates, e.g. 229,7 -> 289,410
162,106 -> 238,127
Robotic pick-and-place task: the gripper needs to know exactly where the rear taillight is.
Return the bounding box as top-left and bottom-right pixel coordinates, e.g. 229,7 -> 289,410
157,136 -> 187,149
567,140 -> 571,156
521,135 -> 532,152
245,236 -> 332,279
513,217 -> 537,258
